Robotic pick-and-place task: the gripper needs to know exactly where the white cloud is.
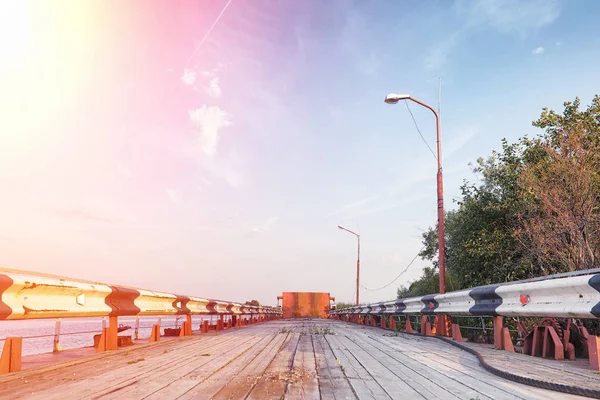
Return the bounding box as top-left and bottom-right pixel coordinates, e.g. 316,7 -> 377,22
251,216 -> 279,234
199,150 -> 247,188
328,195 -> 380,217
426,0 -> 561,70
425,33 -> 461,71
556,41 -> 562,46
181,69 -> 196,86
188,105 -> 232,156
165,188 -> 181,204
205,76 -> 222,98
532,47 -> 545,55
455,0 -> 562,36
444,127 -> 479,159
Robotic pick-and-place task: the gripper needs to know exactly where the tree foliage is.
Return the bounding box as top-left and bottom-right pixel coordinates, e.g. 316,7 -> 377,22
399,95 -> 600,297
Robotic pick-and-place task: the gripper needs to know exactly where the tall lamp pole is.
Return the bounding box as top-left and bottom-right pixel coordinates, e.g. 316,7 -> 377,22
384,93 -> 446,296
338,225 -> 360,306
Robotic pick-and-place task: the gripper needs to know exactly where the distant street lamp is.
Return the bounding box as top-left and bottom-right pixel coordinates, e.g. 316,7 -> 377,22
384,93 -> 446,295
338,225 -> 360,306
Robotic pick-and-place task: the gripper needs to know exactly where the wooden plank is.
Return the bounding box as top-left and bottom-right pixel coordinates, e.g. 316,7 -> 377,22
312,333 -> 357,400
285,330 -> 320,399
154,322 -> 296,399
334,321 -> 589,400
103,335 -> 267,399
330,329 -> 454,400
0,335 -> 233,399
186,327 -> 292,399
58,333 -> 251,399
324,333 -> 394,399
245,328 -> 301,399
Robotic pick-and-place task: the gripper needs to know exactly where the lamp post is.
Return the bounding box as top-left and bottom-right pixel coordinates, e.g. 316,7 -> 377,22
385,93 -> 448,336
338,225 -> 360,306
384,93 -> 446,296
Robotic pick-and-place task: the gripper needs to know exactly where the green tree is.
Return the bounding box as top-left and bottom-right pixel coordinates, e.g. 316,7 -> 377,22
404,95 -> 600,293
515,96 -> 600,273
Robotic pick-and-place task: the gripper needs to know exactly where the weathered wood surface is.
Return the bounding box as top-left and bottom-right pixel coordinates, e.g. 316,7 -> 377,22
0,319 -> 593,399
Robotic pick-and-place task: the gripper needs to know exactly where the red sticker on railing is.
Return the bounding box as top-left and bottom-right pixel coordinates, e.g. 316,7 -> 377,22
520,294 -> 530,305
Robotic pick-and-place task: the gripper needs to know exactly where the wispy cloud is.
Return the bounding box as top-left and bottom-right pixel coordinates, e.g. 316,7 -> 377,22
200,150 -> 247,188
205,76 -> 222,98
444,127 -> 479,159
165,188 -> 181,204
189,105 -> 232,156
49,207 -> 135,225
532,46 -> 545,55
250,216 -> 279,234
455,0 -> 562,36
425,33 -> 462,71
327,195 -> 380,217
426,0 -> 562,70
181,68 -> 196,86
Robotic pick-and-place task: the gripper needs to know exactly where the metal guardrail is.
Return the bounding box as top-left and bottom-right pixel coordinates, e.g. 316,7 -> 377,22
0,268 -> 281,374
331,268 -> 600,372
330,269 -> 600,318
0,268 -> 281,319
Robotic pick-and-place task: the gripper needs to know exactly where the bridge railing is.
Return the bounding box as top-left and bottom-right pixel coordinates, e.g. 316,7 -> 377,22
0,268 -> 281,374
331,268 -> 600,370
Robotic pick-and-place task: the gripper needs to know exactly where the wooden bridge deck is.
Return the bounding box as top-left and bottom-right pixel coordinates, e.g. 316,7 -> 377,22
0,319 -> 596,399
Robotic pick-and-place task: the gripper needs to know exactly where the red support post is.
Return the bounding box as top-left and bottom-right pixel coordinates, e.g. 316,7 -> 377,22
0,337 -> 22,374
201,320 -> 209,333
588,336 -> 600,371
149,324 -> 161,342
493,316 -> 503,350
389,316 -> 396,331
420,316 -> 427,335
406,318 -> 413,334
502,327 -> 515,352
451,324 -> 464,342
186,314 -> 192,336
107,316 -> 119,350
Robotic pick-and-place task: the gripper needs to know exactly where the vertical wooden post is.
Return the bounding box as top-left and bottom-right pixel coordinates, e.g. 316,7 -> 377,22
202,320 -> 209,333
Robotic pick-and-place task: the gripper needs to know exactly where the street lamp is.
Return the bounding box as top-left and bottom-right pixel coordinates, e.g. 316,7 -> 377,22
338,225 -> 360,306
384,93 -> 446,296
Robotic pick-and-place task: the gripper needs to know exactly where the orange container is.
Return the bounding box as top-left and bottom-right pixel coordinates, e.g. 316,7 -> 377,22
279,292 -> 334,319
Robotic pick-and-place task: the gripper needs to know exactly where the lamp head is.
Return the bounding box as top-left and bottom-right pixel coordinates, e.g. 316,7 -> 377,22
384,93 -> 410,104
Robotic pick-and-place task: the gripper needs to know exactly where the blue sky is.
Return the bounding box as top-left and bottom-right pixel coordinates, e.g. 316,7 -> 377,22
1,0 -> 600,305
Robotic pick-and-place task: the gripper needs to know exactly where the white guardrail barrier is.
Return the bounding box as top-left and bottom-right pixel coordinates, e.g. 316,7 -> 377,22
331,268 -> 600,319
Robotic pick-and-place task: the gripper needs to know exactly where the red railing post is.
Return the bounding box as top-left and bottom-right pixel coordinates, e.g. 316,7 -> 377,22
0,337 -> 22,374
149,324 -> 161,342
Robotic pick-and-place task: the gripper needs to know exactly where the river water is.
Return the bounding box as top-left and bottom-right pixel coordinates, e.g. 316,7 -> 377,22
0,315 -> 233,356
